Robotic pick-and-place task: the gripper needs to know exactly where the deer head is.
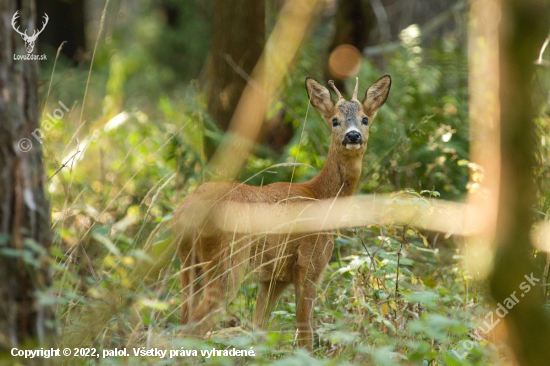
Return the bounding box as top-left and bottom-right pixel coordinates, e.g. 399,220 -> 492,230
11,11 -> 49,54
305,75 -> 391,155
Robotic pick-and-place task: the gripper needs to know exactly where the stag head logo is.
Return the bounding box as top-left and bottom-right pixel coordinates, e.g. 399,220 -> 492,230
11,11 -> 49,54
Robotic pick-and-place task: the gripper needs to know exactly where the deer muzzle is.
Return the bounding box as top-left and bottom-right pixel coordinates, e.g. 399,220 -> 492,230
342,130 -> 363,150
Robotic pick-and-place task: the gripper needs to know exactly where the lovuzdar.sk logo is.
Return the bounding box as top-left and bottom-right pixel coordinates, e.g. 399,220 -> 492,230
12,10 -> 48,61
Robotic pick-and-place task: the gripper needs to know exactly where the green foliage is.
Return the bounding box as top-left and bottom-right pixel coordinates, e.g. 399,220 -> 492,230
358,27 -> 469,200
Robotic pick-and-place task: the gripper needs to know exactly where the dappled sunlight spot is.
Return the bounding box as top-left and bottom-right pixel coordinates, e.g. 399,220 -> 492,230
92,181 -> 103,192
104,111 -> 130,132
111,215 -> 136,233
328,44 -> 362,80
532,221 -> 550,253
400,24 -> 421,48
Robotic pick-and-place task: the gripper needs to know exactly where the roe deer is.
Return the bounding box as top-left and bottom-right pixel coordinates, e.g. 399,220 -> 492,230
172,75 -> 391,349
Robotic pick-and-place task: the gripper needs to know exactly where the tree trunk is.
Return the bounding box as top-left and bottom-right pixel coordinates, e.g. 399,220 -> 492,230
324,0 -> 376,93
489,0 -> 550,364
36,0 -> 86,61
0,0 -> 54,353
205,0 -> 265,158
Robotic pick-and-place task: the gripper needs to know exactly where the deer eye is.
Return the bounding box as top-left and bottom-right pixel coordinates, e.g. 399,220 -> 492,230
362,117 -> 369,126
332,118 -> 339,127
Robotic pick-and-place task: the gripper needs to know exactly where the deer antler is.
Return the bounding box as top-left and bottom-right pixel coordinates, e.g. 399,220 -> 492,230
352,77 -> 359,100
11,11 -> 27,38
28,13 -> 49,41
328,80 -> 344,101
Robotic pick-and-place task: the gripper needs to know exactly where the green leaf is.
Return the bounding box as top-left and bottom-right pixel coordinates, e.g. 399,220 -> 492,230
92,232 -> 121,256
138,298 -> 170,310
24,238 -> 48,257
373,346 -> 405,366
405,291 -> 439,309
542,191 -> 550,214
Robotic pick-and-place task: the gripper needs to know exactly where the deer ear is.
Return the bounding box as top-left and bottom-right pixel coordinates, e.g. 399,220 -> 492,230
305,77 -> 335,119
362,75 -> 391,116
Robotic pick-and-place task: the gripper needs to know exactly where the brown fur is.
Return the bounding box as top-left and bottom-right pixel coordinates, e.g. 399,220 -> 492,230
172,75 -> 391,348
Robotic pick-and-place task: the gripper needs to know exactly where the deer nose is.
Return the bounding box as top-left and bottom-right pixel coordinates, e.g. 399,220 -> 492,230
343,130 -> 363,145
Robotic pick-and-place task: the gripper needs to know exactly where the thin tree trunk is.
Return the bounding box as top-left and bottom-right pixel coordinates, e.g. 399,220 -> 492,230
0,0 -> 54,354
36,0 -> 86,61
324,0 -> 376,93
489,0 -> 550,364
205,0 -> 265,158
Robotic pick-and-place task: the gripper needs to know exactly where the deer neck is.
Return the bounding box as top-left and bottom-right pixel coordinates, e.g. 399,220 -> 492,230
305,144 -> 363,199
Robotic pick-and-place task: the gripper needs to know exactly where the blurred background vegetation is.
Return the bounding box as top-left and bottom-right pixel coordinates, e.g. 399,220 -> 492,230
12,0 -> 550,364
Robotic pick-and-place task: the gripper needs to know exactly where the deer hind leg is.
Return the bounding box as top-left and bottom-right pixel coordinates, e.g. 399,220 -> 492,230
185,239 -> 249,337
180,252 -> 202,325
184,270 -> 225,336
253,281 -> 289,330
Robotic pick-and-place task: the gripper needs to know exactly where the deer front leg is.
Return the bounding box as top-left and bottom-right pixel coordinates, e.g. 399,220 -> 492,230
294,269 -> 317,350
